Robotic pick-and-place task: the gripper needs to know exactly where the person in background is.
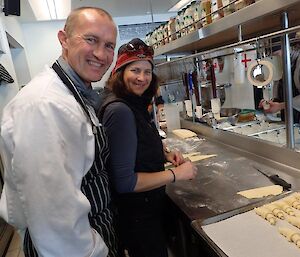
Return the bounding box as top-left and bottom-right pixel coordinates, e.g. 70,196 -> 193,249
259,43 -> 300,122
0,7 -> 118,257
153,90 -> 165,122
98,38 -> 197,257
154,87 -> 165,112
147,90 -> 165,123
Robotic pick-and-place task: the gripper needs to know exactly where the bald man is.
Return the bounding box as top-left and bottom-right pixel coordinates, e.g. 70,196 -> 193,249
0,7 -> 118,257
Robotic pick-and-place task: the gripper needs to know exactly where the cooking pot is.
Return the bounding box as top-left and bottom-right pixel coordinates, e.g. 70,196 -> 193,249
220,108 -> 241,117
200,83 -> 231,110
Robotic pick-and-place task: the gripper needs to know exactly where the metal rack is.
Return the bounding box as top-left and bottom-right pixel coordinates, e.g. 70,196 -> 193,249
154,0 -> 300,149
158,5 -> 300,256
154,0 -> 300,57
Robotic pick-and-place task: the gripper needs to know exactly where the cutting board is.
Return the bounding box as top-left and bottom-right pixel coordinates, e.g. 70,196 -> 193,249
202,208 -> 300,257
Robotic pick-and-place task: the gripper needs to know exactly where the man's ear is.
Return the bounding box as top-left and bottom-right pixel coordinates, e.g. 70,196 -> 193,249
57,30 -> 68,48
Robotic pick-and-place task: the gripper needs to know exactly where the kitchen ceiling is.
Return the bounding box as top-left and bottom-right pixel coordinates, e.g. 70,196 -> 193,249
19,0 -> 179,22
73,0 -> 177,17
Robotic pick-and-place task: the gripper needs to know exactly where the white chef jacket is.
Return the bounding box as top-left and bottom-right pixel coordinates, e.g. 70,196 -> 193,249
0,66 -> 108,257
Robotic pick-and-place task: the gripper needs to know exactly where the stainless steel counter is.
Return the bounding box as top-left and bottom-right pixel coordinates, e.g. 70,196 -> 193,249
165,121 -> 300,256
166,132 -> 300,221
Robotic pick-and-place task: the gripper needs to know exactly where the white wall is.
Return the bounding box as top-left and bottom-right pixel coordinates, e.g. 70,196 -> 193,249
3,16 -> 26,46
11,47 -> 31,87
21,19 -> 120,89
20,14 -> 169,89
21,20 -> 63,77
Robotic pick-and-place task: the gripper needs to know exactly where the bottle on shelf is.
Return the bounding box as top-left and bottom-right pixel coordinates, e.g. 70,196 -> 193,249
162,21 -> 169,45
175,10 -> 183,39
193,1 -> 203,29
222,0 -> 235,16
211,0 -> 224,22
201,0 -> 212,27
168,17 -> 177,42
235,0 -> 255,11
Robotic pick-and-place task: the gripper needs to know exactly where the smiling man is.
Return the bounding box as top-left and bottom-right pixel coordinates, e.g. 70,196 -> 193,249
0,7 -> 118,257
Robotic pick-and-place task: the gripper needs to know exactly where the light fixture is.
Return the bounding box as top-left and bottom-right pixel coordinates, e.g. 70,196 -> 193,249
28,0 -> 71,21
168,0 -> 193,12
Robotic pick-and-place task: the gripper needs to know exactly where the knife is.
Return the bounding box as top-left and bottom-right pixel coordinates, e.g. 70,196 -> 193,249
253,166 -> 292,191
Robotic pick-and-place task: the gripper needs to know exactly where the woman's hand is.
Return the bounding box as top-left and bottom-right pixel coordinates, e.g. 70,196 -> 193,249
165,150 -> 185,166
172,161 -> 197,181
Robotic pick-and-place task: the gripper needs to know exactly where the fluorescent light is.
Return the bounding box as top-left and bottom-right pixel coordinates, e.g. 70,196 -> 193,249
168,0 -> 193,12
46,0 -> 57,19
54,0 -> 71,20
28,0 -> 71,21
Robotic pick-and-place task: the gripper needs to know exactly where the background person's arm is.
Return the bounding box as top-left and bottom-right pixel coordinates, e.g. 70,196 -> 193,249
259,99 -> 285,113
292,95 -> 300,112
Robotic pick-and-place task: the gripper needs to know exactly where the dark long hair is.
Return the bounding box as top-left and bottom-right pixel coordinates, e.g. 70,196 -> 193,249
106,63 -> 159,105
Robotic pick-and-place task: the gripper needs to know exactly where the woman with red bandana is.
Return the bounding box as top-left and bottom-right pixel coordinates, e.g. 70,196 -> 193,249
98,38 -> 197,257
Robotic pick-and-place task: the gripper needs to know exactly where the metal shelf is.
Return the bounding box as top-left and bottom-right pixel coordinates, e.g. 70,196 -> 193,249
154,0 -> 300,57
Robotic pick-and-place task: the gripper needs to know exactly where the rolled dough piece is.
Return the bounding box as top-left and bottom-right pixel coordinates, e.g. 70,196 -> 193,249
278,227 -> 300,248
183,152 -> 201,158
172,129 -> 197,139
286,216 -> 300,229
164,153 -> 217,168
264,204 -> 285,219
275,201 -> 296,216
284,197 -> 300,210
291,234 -> 300,248
292,192 -> 300,200
183,153 -> 217,163
237,185 -> 283,199
254,206 -> 276,225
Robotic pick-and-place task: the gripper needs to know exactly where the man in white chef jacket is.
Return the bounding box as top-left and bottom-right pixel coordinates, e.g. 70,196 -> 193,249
0,7 -> 118,257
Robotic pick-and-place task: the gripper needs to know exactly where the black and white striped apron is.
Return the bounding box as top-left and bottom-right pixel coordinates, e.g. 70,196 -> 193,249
23,62 -> 118,257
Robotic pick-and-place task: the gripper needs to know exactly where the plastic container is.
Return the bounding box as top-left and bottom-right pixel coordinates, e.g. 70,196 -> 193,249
184,99 -> 192,112
235,0 -> 255,11
188,1 -> 197,32
175,10 -> 184,39
211,98 -> 221,116
184,4 -> 195,33
150,29 -> 157,48
156,25 -> 163,47
222,0 -> 235,16
211,0 -> 224,22
163,22 -> 169,44
164,104 -> 181,132
168,17 -> 177,41
145,32 -> 150,46
201,0 -> 212,27
196,105 -> 203,118
193,1 -> 203,29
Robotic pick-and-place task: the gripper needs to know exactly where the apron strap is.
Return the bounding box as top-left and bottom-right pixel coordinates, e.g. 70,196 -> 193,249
52,61 -> 97,133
